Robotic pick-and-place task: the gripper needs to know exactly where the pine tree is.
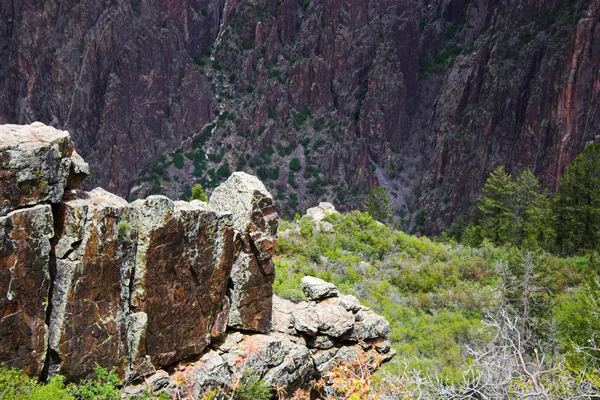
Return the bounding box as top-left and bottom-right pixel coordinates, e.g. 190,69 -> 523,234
190,184 -> 208,202
514,169 -> 555,251
555,143 -> 600,254
478,166 -> 516,246
363,187 -> 394,224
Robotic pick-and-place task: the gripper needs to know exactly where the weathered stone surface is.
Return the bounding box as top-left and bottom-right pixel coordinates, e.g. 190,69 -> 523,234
210,172 -> 278,333
352,309 -> 392,341
160,282 -> 394,398
305,202 -> 338,224
292,300 -> 354,338
300,276 -> 339,301
128,196 -> 235,370
48,188 -> 133,381
0,205 -> 53,376
0,123 -> 88,215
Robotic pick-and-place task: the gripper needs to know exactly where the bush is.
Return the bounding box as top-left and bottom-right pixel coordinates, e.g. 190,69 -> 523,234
190,184 -> 208,202
0,365 -> 73,400
68,367 -> 121,400
171,152 -> 184,169
117,221 -> 131,236
289,158 -> 301,172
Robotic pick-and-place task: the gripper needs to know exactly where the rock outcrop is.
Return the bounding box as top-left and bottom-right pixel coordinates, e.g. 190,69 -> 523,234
0,124 -> 394,397
134,281 -> 394,398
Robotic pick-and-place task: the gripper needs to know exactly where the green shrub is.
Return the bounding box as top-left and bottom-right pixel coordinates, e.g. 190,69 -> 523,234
117,221 -> 131,236
171,152 -> 184,169
233,370 -> 271,400
289,158 -> 302,172
68,367 -> 121,400
190,184 -> 208,202
0,366 -> 73,400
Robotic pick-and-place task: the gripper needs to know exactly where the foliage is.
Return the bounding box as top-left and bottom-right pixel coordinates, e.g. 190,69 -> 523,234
117,221 -> 131,236
477,166 -> 516,245
190,183 -> 208,202
555,142 -> 600,254
0,366 -> 73,400
363,187 -> 393,224
0,366 -> 122,400
68,367 -> 122,400
275,211 -> 505,380
275,209 -> 588,384
513,169 -> 555,250
466,167 -> 555,251
232,370 -> 271,400
171,152 -> 184,169
289,157 -> 301,172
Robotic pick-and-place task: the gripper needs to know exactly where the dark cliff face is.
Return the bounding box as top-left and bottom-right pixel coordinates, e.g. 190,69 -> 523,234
1,0 -> 598,232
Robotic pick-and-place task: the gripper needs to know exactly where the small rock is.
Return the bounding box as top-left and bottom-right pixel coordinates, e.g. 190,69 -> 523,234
352,310 -> 391,340
300,276 -> 339,301
145,370 -> 169,392
306,335 -> 335,350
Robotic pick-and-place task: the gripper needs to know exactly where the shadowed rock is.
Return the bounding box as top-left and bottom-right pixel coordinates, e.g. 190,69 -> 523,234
0,205 -> 53,376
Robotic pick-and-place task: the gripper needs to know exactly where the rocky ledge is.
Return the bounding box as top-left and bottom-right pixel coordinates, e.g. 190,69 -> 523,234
127,277 -> 395,398
0,123 -> 393,397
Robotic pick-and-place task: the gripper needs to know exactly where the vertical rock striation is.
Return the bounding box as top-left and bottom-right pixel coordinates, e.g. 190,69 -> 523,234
0,205 -> 53,377
209,172 -> 278,333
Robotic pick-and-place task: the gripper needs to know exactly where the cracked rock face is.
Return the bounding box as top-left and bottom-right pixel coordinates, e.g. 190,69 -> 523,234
210,172 -> 278,333
48,188 -> 133,381
0,204 -> 53,377
128,196 -> 235,370
0,123 -> 88,215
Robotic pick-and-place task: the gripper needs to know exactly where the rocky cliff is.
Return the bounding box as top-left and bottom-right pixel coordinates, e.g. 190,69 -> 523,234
1,0 -> 598,233
0,123 -> 394,397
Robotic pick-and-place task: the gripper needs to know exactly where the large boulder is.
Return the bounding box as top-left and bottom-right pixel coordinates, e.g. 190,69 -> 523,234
0,123 -> 89,215
210,172 -> 278,333
300,276 -> 339,301
0,205 -> 53,376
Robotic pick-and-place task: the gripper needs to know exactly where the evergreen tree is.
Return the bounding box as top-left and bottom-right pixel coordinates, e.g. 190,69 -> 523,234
555,143 -> 600,254
189,184 -> 208,202
514,169 -> 555,251
363,187 -> 394,224
478,166 -> 516,246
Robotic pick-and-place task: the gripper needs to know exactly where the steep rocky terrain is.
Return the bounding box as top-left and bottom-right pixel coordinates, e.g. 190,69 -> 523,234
1,0 -> 598,233
0,123 -> 394,397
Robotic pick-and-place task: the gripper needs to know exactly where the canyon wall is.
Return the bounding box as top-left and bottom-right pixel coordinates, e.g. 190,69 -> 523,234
0,124 -> 393,396
1,0 -> 597,232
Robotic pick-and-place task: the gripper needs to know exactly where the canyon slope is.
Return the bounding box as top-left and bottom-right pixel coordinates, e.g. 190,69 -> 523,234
1,0 -> 598,232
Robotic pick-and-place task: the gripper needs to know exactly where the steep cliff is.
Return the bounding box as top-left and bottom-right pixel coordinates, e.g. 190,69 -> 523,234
1,0 -> 598,232
0,123 -> 394,397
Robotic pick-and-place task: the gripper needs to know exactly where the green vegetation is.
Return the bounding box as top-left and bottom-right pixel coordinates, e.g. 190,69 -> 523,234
289,157 -> 302,172
0,366 -> 122,400
274,210 -> 598,386
171,151 -> 184,169
190,184 -> 208,202
363,187 -> 393,224
455,143 -> 600,255
555,142 -> 600,254
117,221 -> 131,236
